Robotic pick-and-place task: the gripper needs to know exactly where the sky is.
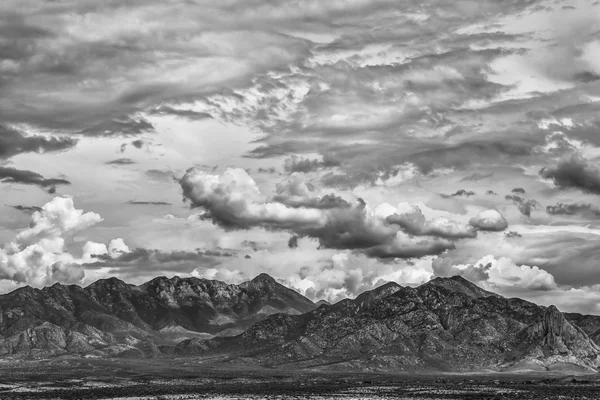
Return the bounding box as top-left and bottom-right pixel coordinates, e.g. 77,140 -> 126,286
2,0 -> 600,314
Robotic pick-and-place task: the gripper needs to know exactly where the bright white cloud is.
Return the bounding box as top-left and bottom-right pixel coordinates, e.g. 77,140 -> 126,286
469,209 -> 509,231
0,197 -> 130,287
433,255 -> 557,292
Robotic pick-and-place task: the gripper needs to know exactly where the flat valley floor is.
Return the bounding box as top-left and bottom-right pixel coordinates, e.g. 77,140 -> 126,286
0,359 -> 598,399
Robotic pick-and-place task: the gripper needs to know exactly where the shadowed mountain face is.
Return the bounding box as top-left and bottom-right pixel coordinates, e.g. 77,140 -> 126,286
0,274 -> 315,358
176,276 -> 600,372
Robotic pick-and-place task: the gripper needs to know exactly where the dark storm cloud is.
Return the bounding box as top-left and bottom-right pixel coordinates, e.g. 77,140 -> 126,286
239,41 -> 536,188
88,248 -> 226,279
511,187 -> 526,194
505,195 -> 540,217
441,189 -> 475,198
0,1 -> 315,136
540,154 -> 600,194
131,139 -> 145,149
127,200 -> 172,206
0,166 -> 70,189
257,167 -> 277,174
504,231 -> 522,238
0,125 -> 77,159
574,71 -> 600,83
283,154 -> 341,174
460,172 -> 493,182
149,106 -> 213,120
0,0 -> 551,168
365,239 -> 455,259
288,235 -> 299,249
94,248 -> 232,265
79,117 -> 154,137
7,205 -> 42,213
546,202 -> 600,217
105,158 -> 136,165
486,190 -> 498,195
409,140 -> 536,175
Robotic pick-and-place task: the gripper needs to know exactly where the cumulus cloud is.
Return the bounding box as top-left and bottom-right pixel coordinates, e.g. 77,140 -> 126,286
193,268 -> 247,284
469,209 -> 508,232
431,257 -> 491,282
385,205 -> 477,239
180,168 -> 485,259
180,167 -> 325,230
432,255 -> 557,292
540,154 -> 600,194
201,251 -> 432,304
273,173 -> 352,209
0,197 -> 130,287
49,262 -> 85,285
108,238 -> 131,258
299,253 -> 431,303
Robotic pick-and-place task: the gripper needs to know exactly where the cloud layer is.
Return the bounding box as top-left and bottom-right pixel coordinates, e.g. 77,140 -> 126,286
180,167 -> 506,259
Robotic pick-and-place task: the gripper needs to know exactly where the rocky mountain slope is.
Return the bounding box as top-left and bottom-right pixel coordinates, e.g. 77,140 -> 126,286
0,274 -> 315,358
176,276 -> 600,372
1,273 -> 600,372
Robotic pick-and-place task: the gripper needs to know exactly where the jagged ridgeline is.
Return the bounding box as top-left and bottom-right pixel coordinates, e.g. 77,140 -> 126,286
1,274 -> 599,372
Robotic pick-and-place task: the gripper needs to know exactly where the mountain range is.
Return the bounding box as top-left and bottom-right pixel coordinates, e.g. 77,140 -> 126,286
1,273 -> 600,372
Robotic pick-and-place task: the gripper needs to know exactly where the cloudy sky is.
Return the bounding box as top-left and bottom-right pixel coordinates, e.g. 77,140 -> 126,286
2,0 -> 600,313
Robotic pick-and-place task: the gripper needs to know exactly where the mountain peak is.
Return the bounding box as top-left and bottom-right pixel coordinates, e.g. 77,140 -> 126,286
87,276 -> 128,289
546,304 -> 561,314
354,281 -> 402,309
542,305 -> 567,336
426,275 -> 499,299
430,275 -> 470,284
251,273 -> 277,284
